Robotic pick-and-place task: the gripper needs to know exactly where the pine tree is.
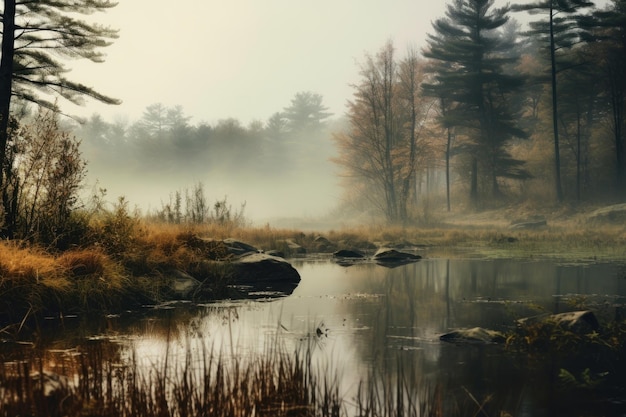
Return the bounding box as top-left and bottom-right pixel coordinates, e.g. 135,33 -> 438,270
512,0 -> 595,202
283,91 -> 332,134
579,0 -> 626,194
0,0 -> 119,236
423,0 -> 528,206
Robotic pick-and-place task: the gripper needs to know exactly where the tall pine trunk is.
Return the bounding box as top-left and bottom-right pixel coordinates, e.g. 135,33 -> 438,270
446,127 -> 452,212
0,0 -> 16,237
549,2 -> 564,202
609,65 -> 625,193
0,0 -> 15,176
470,156 -> 478,207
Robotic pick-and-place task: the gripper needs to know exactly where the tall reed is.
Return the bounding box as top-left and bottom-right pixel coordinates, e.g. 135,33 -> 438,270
0,338 -> 510,417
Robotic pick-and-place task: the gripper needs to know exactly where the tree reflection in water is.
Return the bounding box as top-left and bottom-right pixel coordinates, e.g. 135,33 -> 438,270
2,258 -> 625,416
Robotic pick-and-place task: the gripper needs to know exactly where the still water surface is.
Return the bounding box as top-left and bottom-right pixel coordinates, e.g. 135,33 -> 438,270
111,257 -> 626,416
34,257 -> 626,415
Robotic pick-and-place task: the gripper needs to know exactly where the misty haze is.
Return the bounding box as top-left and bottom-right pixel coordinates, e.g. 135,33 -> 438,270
74,96 -> 342,226
1,1 -> 626,417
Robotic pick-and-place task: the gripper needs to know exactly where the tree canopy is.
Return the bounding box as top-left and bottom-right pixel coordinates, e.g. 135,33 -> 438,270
423,0 -> 528,205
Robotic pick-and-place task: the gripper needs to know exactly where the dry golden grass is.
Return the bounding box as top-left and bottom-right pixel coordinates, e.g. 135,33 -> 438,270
123,224 -> 218,274
0,243 -> 71,325
57,248 -> 126,290
134,216 -> 626,260
0,207 -> 623,328
0,243 -> 141,324
0,242 -> 69,291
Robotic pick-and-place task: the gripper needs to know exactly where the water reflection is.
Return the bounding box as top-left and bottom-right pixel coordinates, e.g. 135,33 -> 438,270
16,258 -> 626,415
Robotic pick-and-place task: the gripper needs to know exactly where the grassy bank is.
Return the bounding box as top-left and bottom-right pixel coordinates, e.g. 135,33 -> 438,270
1,210 -> 625,331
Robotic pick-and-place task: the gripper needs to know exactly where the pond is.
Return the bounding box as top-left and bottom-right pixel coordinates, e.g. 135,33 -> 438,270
8,257 -> 626,416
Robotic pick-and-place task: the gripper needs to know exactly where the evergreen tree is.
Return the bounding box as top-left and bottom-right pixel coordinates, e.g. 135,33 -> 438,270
512,0 -> 595,201
423,0 -> 528,206
556,47 -> 601,201
579,0 -> 626,194
283,91 -> 332,134
283,91 -> 332,170
0,0 -> 119,235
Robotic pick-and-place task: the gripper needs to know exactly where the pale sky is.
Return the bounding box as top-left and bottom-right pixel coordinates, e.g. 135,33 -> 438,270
66,0 -> 611,126
68,1 -> 450,124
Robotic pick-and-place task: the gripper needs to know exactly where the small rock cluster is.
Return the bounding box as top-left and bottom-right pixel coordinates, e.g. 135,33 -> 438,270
167,236 -> 424,301
439,310 -> 600,345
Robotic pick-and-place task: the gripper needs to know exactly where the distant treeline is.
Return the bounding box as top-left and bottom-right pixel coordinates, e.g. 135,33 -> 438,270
75,91 -> 336,183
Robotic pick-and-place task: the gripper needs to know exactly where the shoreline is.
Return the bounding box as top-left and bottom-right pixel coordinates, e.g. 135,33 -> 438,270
0,219 -> 624,332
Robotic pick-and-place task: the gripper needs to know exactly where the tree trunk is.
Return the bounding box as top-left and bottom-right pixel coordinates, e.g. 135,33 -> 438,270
0,0 -> 16,237
0,0 -> 16,173
609,66 -> 625,193
576,108 -> 581,202
470,156 -> 478,207
446,128 -> 452,212
549,3 -> 564,202
400,90 -> 417,224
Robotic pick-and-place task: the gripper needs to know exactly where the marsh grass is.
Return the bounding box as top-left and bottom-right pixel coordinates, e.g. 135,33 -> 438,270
0,243 -> 70,326
1,210 -> 625,330
0,244 -> 143,328
0,338 -> 512,417
0,339 -> 341,417
179,218 -> 626,261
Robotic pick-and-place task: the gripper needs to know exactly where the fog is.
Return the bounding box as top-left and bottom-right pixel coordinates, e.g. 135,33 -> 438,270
74,104 -> 348,227
67,0 -> 610,125
67,1 -> 458,225
63,0 -> 614,226
92,156 -> 342,226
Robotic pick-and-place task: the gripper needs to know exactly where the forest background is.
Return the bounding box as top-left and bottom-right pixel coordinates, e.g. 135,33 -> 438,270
1,0 -> 626,242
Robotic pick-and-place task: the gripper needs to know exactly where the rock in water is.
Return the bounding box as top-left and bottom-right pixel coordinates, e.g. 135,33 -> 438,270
440,327 -> 506,344
333,249 -> 366,259
517,310 -> 600,334
231,253 -> 301,294
373,248 -> 421,267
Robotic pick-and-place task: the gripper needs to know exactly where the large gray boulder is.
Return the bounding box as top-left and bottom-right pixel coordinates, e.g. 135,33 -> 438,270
231,253 -> 301,294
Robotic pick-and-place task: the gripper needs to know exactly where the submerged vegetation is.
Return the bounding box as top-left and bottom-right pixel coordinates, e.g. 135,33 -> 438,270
0,334 -> 524,417
0,340 -> 346,417
3,307 -> 626,417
